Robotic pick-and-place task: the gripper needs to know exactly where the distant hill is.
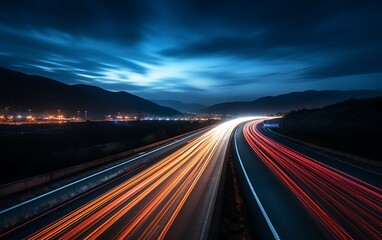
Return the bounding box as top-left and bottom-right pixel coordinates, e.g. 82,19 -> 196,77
278,97 -> 382,160
150,99 -> 205,113
202,90 -> 382,115
0,67 -> 179,118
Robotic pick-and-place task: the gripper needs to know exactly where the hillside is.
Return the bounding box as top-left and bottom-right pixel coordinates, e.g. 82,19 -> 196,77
277,97 -> 382,161
203,90 -> 382,115
0,67 -> 179,118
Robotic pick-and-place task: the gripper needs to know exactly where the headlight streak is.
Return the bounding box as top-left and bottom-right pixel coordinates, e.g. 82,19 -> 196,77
243,120 -> 382,240
25,117 -> 256,239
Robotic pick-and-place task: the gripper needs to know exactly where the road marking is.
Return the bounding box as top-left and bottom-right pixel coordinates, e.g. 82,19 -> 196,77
234,129 -> 281,240
0,130 -> 206,215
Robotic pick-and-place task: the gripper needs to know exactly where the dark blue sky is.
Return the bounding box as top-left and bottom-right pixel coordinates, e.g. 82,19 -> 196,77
1,0 -> 382,104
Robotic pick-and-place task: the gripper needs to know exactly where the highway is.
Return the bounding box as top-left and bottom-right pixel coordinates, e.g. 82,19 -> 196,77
234,119 -> 382,239
1,117 -> 254,239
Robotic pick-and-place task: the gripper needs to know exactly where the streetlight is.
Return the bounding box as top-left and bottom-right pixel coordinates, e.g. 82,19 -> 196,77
77,110 -> 80,119
85,110 -> 87,121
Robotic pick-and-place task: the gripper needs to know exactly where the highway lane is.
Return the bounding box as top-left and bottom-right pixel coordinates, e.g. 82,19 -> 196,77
0,126 -> 210,234
234,119 -> 382,239
1,117 -> 254,239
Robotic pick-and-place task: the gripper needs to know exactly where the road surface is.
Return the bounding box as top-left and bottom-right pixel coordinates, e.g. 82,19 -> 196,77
234,119 -> 382,239
1,117 -> 254,239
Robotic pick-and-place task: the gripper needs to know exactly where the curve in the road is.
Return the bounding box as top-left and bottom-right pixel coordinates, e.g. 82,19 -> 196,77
234,135 -> 280,240
240,120 -> 382,239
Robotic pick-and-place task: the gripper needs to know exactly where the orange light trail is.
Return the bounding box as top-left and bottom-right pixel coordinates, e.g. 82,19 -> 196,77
243,120 -> 382,239
26,117 -> 256,239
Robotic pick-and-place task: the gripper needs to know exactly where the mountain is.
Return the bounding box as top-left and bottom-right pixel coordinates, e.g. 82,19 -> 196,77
203,90 -> 382,115
0,67 -> 179,118
150,99 -> 205,113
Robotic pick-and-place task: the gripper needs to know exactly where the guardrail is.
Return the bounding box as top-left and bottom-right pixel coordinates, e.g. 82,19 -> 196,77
0,126 -> 212,197
267,128 -> 382,169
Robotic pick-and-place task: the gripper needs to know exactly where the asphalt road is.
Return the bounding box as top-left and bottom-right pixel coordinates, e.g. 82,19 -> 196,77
234,119 -> 382,240
1,118 -> 254,239
0,126 -> 209,235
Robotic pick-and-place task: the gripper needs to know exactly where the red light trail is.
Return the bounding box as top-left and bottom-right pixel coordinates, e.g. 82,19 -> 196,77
243,120 -> 382,239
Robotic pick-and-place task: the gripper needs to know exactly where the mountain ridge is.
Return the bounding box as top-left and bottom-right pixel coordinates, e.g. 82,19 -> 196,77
202,89 -> 382,115
0,67 -> 179,118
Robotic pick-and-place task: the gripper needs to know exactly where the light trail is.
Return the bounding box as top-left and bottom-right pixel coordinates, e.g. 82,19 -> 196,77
243,120 -> 382,239
23,117 -> 255,239
0,129 -> 204,215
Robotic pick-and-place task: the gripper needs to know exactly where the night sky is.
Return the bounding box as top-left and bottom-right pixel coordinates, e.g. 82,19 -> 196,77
1,0 -> 382,105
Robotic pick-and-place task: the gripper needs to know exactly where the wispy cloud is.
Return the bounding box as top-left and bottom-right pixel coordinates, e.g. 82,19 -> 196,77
0,0 -> 381,104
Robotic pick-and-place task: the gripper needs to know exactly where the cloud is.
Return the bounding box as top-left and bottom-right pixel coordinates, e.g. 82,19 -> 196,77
304,48 -> 382,79
0,0 -> 151,45
155,78 -> 206,92
159,0 -> 382,79
0,24 -> 151,84
189,70 -> 259,87
0,0 -> 382,104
